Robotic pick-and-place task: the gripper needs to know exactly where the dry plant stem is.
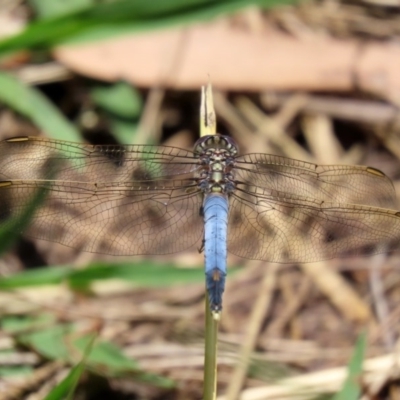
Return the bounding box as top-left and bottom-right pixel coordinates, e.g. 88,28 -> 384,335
1,361 -> 64,400
261,93 -> 400,124
201,82 -> 219,400
200,83 -> 217,137
0,351 -> 38,366
368,253 -> 395,350
279,274 -> 305,338
235,96 -> 312,161
29,368 -> 70,400
136,29 -> 187,145
135,87 -> 165,144
301,261 -> 371,322
214,92 -> 308,157
370,302 -> 400,345
272,92 -> 308,129
14,62 -> 72,85
213,92 -> 256,150
302,113 -> 343,164
220,262 -> 264,333
264,275 -> 312,338
225,263 -> 278,400
204,296 -> 219,400
377,126 -> 400,162
224,353 -> 400,400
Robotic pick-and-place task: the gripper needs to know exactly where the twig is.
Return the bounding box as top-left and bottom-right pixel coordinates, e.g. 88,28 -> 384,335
225,263 -> 278,400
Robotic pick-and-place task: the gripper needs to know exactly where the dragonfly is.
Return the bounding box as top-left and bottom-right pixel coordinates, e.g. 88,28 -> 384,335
1,134 -> 400,312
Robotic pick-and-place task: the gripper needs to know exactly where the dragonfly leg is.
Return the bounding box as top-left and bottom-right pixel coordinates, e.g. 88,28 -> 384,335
198,238 -> 205,253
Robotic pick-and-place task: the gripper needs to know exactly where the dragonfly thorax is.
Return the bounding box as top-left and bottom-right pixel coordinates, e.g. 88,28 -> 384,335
194,135 -> 237,194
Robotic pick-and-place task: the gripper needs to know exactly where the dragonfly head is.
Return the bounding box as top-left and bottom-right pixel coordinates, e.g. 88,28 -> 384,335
193,134 -> 238,157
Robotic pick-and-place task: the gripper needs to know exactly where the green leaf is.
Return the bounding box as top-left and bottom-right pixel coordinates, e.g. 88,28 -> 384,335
133,370 -> 176,389
43,334 -> 94,400
74,335 -> 175,387
0,261 -> 240,307
68,261 -> 204,291
0,176 -> 50,255
19,325 -> 72,361
0,261 -> 204,291
0,366 -> 34,377
91,82 -> 143,144
43,361 -> 86,400
19,325 -> 174,388
1,314 -> 56,333
0,72 -> 81,142
29,0 -> 94,19
0,0 -> 296,54
91,82 -> 142,119
333,332 -> 366,400
75,336 -> 138,372
110,117 -> 139,144
0,265 -> 73,289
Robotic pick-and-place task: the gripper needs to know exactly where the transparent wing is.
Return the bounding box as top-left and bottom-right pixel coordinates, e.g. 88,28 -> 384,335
0,137 -> 204,255
235,154 -> 397,208
0,137 -> 199,182
228,186 -> 400,263
2,137 -> 400,261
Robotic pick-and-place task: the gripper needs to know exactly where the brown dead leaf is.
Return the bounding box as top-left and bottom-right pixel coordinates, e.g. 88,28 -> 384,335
54,19 -> 400,96
54,20 -> 360,91
357,42 -> 400,104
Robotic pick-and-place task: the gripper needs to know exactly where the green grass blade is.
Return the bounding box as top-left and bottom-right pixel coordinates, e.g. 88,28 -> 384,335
73,335 -> 174,387
29,0 -> 94,19
0,366 -> 34,378
42,334 -> 95,400
1,314 -> 56,334
0,0 -> 297,54
0,72 -> 81,141
43,362 -> 86,400
0,261 -> 205,290
68,261 -> 204,289
333,332 -> 366,400
91,82 -> 142,119
0,266 -> 73,289
19,325 -> 175,389
19,325 -> 73,361
91,82 -> 143,144
0,181 -> 49,255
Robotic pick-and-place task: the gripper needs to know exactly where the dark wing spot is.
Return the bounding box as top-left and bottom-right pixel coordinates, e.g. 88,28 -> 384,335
280,249 -> 290,262
358,244 -> 376,256
40,156 -> 68,179
96,145 -> 126,168
132,167 -> 151,181
325,230 -> 337,243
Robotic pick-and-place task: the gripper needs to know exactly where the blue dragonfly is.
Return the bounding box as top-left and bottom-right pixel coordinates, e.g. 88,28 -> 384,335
0,134 -> 400,311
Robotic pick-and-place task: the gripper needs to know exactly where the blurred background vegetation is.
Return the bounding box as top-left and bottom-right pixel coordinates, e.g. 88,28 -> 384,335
1,0 -> 400,399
